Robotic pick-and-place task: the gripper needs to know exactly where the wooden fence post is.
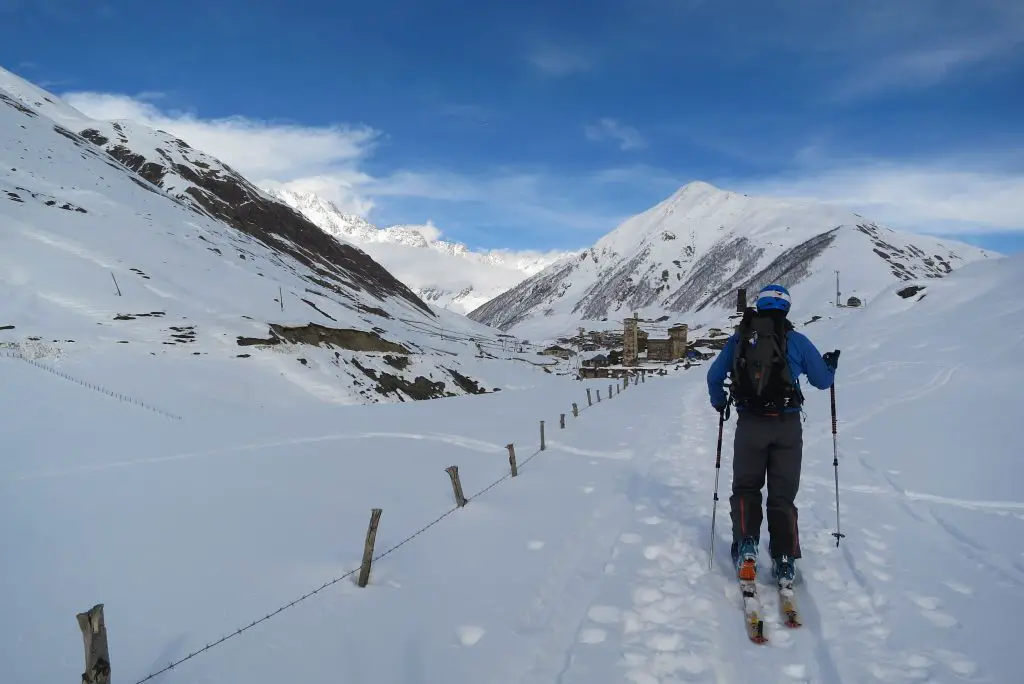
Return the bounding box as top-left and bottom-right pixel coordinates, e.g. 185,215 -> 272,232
560,413 -> 565,429
609,384 -> 613,398
572,402 -> 579,417
587,388 -> 592,406
597,389 -> 601,402
540,420 -> 546,450
77,604 -> 111,684
358,508 -> 382,587
445,465 -> 468,507
506,444 -> 518,476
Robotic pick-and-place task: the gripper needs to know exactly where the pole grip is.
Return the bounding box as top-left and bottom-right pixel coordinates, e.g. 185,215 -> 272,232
830,384 -> 837,435
714,409 -> 725,469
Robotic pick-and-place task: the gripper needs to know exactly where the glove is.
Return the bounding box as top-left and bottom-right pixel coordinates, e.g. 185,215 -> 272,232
712,400 -> 731,420
822,349 -> 840,371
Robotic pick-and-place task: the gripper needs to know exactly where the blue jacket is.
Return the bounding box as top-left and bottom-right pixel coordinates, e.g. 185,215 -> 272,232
707,329 -> 835,411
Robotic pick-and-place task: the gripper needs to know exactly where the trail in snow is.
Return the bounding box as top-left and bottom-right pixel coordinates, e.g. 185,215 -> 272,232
509,368 -> 1014,684
3,431 -> 510,482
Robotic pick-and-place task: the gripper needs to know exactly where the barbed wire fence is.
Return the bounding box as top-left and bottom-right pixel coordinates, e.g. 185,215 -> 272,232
1,348 -> 182,421
116,369 -> 655,684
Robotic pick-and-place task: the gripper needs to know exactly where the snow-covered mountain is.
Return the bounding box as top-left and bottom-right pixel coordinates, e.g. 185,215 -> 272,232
0,66 -> 545,404
468,181 -> 997,339
263,187 -> 573,313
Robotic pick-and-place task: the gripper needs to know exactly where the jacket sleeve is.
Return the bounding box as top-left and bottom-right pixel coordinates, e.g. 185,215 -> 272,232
706,334 -> 736,406
790,331 -> 835,389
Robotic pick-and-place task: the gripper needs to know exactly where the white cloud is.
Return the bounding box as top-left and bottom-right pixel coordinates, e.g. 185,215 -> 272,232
528,47 -> 592,76
63,91 -> 379,214
805,0 -> 1024,100
653,0 -> 1024,101
57,90 -> 622,241
733,162 -> 1024,235
58,89 -> 1021,254
585,118 -> 647,151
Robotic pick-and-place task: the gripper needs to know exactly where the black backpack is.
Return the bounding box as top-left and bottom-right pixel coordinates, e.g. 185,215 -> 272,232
728,308 -> 803,413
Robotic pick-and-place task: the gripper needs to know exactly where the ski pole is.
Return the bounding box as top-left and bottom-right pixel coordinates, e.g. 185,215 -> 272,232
709,402 -> 729,570
830,383 -> 845,547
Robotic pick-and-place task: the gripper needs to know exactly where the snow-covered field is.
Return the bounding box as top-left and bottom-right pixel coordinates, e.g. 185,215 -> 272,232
4,251 -> 1020,683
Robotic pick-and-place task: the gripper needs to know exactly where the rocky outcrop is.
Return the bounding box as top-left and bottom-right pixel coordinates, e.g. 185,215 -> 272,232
237,323 -> 410,353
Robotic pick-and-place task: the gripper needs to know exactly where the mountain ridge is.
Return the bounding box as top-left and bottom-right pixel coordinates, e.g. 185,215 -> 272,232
263,186 -> 575,313
468,180 -> 997,338
0,65 -> 548,405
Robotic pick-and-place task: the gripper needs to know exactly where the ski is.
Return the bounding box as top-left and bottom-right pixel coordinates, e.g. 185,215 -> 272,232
777,581 -> 802,628
740,579 -> 768,644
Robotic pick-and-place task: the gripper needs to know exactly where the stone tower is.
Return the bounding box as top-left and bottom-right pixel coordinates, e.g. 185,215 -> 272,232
623,315 -> 639,366
668,324 -> 688,360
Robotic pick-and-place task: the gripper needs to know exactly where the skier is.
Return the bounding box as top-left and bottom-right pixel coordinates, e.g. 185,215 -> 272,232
706,284 -> 840,585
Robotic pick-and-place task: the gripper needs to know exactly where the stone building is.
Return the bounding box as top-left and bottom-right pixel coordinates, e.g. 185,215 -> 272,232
639,324 -> 688,362
539,345 -> 575,359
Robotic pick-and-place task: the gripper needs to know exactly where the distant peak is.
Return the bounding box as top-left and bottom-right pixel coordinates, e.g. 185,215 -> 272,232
678,180 -> 720,193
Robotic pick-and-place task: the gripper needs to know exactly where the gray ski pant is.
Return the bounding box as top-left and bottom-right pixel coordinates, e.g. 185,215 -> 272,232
729,410 -> 803,560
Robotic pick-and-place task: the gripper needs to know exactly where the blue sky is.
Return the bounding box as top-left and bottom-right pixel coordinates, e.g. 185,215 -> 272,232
2,0 -> 1022,253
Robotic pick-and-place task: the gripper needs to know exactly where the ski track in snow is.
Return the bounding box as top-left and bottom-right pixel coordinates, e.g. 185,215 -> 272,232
4,431 -> 509,482
505,374 -> 1009,684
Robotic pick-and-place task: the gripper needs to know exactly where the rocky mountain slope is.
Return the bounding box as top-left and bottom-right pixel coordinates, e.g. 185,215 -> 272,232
468,181 -> 997,339
264,187 -> 573,313
0,66 -> 544,405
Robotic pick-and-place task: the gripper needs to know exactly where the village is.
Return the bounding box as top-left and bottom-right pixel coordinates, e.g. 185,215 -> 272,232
532,288 -> 756,380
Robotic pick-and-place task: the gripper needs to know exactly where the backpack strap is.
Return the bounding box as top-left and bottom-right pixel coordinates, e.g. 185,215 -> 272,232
730,307 -> 756,384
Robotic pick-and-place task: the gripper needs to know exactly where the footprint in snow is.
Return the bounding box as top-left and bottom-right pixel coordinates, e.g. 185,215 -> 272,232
527,540 -> 545,550
864,551 -> 887,566
582,485 -> 595,494
619,532 -> 643,544
870,569 -> 892,582
634,586 -> 664,605
783,664 -> 808,680
942,580 -> 974,595
864,536 -> 888,552
587,605 -> 621,624
456,626 -> 485,646
908,594 -> 959,628
933,649 -> 979,677
578,628 -> 606,644
645,632 -> 684,652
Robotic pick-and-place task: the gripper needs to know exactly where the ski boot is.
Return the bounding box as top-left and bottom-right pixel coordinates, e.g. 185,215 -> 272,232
731,536 -> 758,581
772,554 -> 796,589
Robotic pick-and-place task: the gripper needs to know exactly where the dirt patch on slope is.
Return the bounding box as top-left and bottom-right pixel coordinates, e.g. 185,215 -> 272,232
237,322 -> 410,354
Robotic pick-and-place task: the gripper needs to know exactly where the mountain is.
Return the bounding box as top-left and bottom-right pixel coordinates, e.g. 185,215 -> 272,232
263,187 -> 574,313
468,181 -> 997,339
0,66 -> 543,404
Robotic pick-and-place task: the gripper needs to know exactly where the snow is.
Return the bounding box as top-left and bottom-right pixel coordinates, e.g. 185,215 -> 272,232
6,250 -> 1023,683
469,181 -> 997,342
264,187 -> 574,313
